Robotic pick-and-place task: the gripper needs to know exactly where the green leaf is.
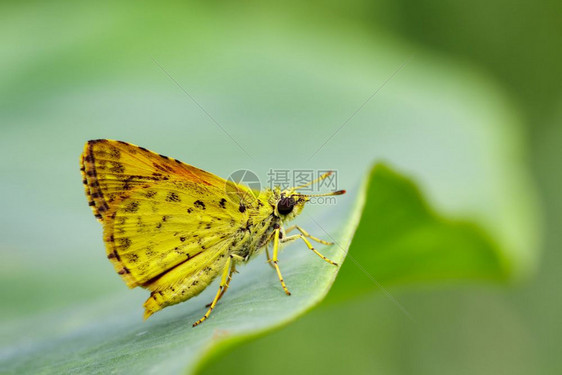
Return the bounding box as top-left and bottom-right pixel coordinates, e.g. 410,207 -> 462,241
328,163 -> 507,304
0,167 -> 367,374
0,162 -> 518,374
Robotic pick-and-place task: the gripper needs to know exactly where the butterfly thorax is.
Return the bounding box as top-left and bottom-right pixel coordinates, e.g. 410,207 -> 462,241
230,185 -> 310,262
230,188 -> 280,261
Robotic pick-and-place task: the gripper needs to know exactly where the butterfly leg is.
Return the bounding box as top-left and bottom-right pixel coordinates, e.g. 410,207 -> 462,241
264,246 -> 276,270
205,263 -> 236,308
272,228 -> 291,295
281,233 -> 338,266
193,255 -> 234,327
284,225 -> 334,245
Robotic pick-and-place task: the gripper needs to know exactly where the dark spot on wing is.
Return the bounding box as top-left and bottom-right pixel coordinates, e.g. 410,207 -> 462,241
219,198 -> 227,208
166,192 -> 181,203
119,237 -> 132,250
118,267 -> 130,275
110,162 -> 125,174
124,201 -> 139,213
110,148 -> 121,159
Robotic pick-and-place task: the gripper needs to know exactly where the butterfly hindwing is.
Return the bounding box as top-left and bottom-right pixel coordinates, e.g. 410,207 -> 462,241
141,238 -> 234,319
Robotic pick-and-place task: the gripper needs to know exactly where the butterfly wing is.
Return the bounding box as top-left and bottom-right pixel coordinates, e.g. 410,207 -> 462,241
80,139 -> 252,288
80,139 -> 251,222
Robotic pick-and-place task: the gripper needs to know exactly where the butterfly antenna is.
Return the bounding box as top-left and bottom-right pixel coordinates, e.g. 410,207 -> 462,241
297,190 -> 346,198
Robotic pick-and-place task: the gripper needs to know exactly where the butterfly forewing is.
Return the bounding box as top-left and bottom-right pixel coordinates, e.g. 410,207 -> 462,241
80,140 -> 251,288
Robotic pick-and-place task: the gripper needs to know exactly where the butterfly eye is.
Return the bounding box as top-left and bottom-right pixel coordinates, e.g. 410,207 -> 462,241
277,196 -> 295,215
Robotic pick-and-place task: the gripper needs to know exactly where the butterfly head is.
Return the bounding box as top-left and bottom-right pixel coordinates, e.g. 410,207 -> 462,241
274,171 -> 345,221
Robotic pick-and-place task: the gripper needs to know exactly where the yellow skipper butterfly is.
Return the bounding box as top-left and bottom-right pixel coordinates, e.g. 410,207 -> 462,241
80,140 -> 345,326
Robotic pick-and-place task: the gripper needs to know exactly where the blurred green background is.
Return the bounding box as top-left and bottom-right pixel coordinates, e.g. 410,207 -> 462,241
1,0 -> 560,374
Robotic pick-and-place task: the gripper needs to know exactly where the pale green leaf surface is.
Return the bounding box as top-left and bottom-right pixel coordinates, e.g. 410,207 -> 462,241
0,172 -> 366,374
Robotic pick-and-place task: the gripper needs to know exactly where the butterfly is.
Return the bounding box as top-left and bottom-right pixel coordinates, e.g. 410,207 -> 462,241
80,139 -> 345,326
